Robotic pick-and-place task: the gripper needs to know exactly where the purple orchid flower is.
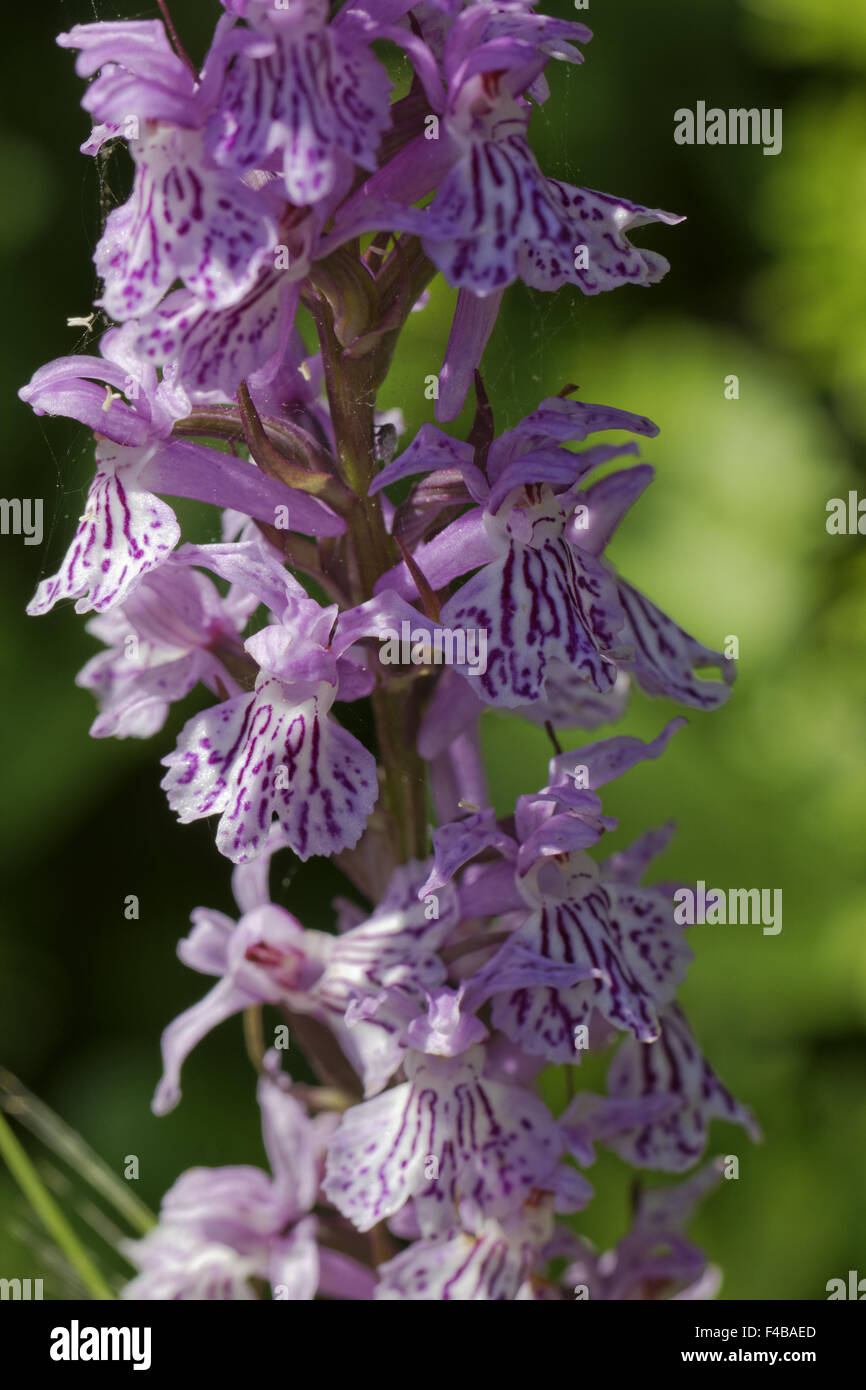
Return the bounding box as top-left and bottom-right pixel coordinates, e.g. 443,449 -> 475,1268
124,1052 -> 374,1300
374,397 -> 735,713
58,11 -> 450,403
375,1198 -> 561,1301
595,1004 -> 762,1172
418,724 -> 693,1062
563,1159 -> 729,1300
323,1042 -> 572,1236
59,19 -> 279,319
205,0 -> 400,205
92,120 -> 281,323
338,5 -> 681,417
76,555 -> 257,738
58,20 -> 206,134
160,543 -> 446,862
152,849 -> 457,1113
152,894 -> 329,1117
20,335 -> 343,615
18,0 -> 757,1302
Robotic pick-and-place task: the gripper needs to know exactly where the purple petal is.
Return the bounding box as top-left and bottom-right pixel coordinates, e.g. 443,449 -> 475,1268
28,443 -> 180,616
403,986 -> 489,1057
546,718 -> 686,792
269,1217 -> 319,1300
571,463 -> 655,555
375,1218 -> 541,1300
429,720 -> 490,828
464,937 -> 600,1014
324,1049 -> 562,1234
259,1075 -> 330,1216
518,666 -> 632,733
374,509 -> 495,599
19,355 -> 157,446
146,438 -> 345,538
419,809 -> 517,896
120,1228 -> 260,1300
317,1247 -> 377,1301
78,648 -> 204,739
416,668 -> 485,759
610,882 -> 693,1006
58,21 -> 199,127
132,276 -> 300,405
517,181 -> 683,294
600,822 -> 677,885
153,975 -> 260,1115
615,581 -> 736,709
560,1091 -> 680,1166
207,28 -> 393,203
160,1164 -> 286,1248
491,397 -> 658,462
162,680 -> 378,863
605,1005 -> 761,1171
437,289 -> 503,424
439,519 -> 625,706
489,866 -> 662,1062
178,907 -> 236,977
176,540 -> 307,619
422,134 -> 557,294
95,127 -> 278,321
370,423 -> 480,498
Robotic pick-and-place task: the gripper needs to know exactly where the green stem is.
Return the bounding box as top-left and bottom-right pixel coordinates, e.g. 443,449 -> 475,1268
371,684 -> 428,864
311,297 -> 429,864
0,1109 -> 114,1299
310,301 -> 393,591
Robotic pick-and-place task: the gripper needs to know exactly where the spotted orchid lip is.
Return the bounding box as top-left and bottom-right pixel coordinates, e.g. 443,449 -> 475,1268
161,679 -> 378,864
602,1004 -> 761,1173
95,125 -> 280,324
323,1045 -> 564,1236
27,447 -> 181,618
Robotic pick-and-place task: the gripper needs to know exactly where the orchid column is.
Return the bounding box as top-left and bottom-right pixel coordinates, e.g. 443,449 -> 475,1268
19,0 -> 757,1300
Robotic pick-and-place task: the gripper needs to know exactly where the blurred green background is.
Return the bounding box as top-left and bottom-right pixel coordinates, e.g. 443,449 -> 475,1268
1,0 -> 864,1299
